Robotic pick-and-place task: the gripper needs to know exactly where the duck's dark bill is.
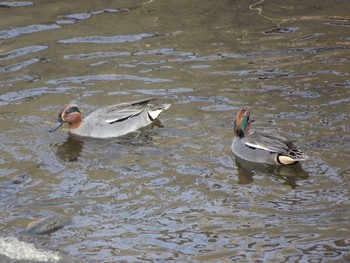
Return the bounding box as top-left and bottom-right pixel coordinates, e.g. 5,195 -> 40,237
49,121 -> 63,133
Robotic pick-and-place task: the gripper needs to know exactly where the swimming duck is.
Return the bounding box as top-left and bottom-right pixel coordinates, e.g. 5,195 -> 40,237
49,98 -> 170,138
231,108 -> 308,165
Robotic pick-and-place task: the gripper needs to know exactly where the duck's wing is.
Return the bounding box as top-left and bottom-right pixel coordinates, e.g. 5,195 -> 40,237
90,98 -> 157,124
245,132 -> 308,161
244,132 -> 290,154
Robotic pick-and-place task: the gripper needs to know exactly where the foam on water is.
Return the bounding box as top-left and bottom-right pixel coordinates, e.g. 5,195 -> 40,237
0,237 -> 61,262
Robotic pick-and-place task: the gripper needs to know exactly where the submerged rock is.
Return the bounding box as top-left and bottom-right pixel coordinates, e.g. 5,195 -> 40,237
26,215 -> 71,235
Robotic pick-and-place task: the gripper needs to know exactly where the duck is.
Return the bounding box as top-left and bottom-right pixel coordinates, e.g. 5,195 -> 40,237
49,98 -> 170,138
231,108 -> 308,165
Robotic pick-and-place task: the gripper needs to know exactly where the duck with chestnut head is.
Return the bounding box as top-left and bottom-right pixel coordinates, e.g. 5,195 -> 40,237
50,98 -> 170,139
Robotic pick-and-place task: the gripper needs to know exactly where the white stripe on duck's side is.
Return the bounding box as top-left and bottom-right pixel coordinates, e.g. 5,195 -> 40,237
245,142 -> 273,152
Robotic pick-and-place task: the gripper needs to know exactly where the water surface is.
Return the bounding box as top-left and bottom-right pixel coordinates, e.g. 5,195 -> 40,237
0,0 -> 349,262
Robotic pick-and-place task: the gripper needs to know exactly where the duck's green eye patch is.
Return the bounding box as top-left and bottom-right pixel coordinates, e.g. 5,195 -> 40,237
240,116 -> 249,132
65,106 -> 80,115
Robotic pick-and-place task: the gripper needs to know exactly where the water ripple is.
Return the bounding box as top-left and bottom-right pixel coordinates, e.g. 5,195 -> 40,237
292,33 -> 325,42
46,74 -> 172,85
0,86 -> 73,102
0,45 -> 48,61
0,75 -> 38,87
219,45 -> 350,58
0,24 -> 60,39
58,33 -> 154,44
60,8 -> 120,22
263,27 -> 299,34
324,21 -> 350,27
63,51 -> 131,60
63,12 -> 92,20
0,58 -> 39,73
135,48 -> 194,57
131,87 -> 193,96
0,1 -> 33,7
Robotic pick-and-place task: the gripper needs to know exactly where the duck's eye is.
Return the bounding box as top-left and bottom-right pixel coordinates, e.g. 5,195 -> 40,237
65,106 -> 81,115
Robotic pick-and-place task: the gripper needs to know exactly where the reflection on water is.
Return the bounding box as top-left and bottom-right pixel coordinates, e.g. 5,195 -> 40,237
235,157 -> 309,189
1,0 -> 350,262
55,120 -> 164,162
55,135 -> 84,162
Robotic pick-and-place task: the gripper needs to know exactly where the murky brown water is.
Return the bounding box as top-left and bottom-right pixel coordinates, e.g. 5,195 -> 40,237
1,0 -> 349,262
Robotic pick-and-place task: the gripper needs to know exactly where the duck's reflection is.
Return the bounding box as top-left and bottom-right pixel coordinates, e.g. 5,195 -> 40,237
235,157 -> 309,189
56,134 -> 84,162
55,123 -> 162,162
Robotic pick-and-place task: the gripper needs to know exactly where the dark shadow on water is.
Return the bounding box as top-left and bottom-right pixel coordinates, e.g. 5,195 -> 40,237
56,134 -> 84,162
235,157 -> 309,189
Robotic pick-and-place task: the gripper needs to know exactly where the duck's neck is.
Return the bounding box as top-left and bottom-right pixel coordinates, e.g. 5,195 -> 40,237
234,116 -> 250,138
234,122 -> 245,138
68,115 -> 83,129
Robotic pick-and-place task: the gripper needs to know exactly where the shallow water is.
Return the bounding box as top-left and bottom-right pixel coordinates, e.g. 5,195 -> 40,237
0,0 -> 349,262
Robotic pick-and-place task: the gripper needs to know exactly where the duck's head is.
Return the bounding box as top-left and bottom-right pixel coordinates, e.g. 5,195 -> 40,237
49,103 -> 82,132
234,108 -> 252,138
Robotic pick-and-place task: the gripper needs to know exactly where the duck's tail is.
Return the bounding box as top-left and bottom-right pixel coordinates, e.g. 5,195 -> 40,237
148,103 -> 171,121
277,146 -> 309,165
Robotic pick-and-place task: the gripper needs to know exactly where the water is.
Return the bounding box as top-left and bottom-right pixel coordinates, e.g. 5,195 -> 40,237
0,0 -> 349,262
